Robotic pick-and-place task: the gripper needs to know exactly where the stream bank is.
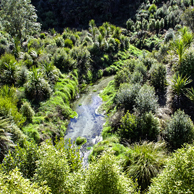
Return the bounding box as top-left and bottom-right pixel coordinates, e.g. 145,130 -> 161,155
65,76 -> 114,165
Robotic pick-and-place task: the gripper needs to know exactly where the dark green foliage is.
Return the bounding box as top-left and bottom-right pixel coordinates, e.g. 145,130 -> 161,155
1,141 -> 39,179
40,33 -> 46,39
118,111 -> 138,141
119,111 -> 159,142
164,109 -> 194,150
64,39 -> 73,48
149,144 -> 194,194
179,48 -> 194,76
84,151 -> 138,194
149,63 -> 167,91
55,36 -> 64,47
76,136 -> 87,146
137,112 -> 160,142
127,141 -> 166,192
0,53 -> 18,85
181,7 -> 194,31
0,117 -> 14,162
20,101 -> 35,122
52,48 -> 76,71
115,83 -> 141,111
0,168 -> 51,194
134,84 -> 158,115
24,67 -> 52,102
34,139 -> 81,194
114,68 -> 131,88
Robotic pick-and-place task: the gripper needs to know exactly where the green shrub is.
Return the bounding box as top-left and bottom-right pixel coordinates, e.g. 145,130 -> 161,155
52,48 -> 76,71
55,36 -> 64,47
164,109 -> 194,150
27,38 -> 42,50
64,38 -> 73,48
149,63 -> 167,91
142,56 -> 157,70
20,101 -> 35,122
23,126 -> 40,143
114,68 -> 131,88
118,111 -> 138,140
0,53 -> 18,85
24,67 -> 52,102
0,117 -> 14,162
128,141 -> 166,192
179,48 -> 194,76
0,96 -> 25,127
130,71 -> 144,84
0,168 -> 50,194
40,33 -> 46,39
149,144 -> 194,194
84,151 -> 138,194
137,112 -> 160,141
115,83 -> 141,110
34,139 -> 82,194
134,84 -> 158,115
76,137 -> 87,146
34,141 -> 70,194
1,141 -> 39,179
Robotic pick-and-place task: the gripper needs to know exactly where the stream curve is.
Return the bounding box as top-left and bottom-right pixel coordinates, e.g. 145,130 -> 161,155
65,76 -> 114,164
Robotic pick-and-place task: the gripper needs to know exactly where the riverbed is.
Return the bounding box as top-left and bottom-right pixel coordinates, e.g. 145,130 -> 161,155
65,76 -> 114,164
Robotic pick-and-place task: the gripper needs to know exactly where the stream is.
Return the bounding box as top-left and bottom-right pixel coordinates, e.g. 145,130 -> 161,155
65,76 -> 114,165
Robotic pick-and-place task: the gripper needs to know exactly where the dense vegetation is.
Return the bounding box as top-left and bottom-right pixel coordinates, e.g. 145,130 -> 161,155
1,0 -> 194,193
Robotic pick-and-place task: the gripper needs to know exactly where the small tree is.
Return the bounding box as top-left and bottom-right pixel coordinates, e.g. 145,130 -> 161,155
181,7 -> 194,31
164,109 -> 194,150
171,73 -> 192,104
0,168 -> 51,194
84,151 -> 138,194
149,144 -> 194,193
0,0 -> 41,40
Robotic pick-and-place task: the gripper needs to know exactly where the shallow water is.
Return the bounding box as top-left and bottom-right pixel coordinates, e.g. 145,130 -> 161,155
65,76 -> 114,165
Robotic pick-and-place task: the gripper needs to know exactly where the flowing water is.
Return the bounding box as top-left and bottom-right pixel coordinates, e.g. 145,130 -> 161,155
65,76 -> 114,165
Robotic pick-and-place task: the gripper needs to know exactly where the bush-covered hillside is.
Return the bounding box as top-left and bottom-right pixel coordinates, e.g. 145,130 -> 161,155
1,0 -> 194,193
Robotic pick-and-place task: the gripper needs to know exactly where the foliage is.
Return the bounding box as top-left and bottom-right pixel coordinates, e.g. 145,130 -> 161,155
0,117 -> 14,162
127,141 -> 166,192
149,63 -> 167,91
1,141 -> 39,179
0,95 -> 25,127
52,48 -> 76,71
115,83 -> 141,111
20,101 -> 35,122
171,73 -> 192,99
34,139 -> 82,194
34,141 -> 70,194
119,111 -> 159,142
0,53 -> 18,85
114,68 -> 131,88
179,48 -> 194,76
76,136 -> 87,146
84,151 -> 138,194
137,112 -> 160,142
0,0 -> 41,39
0,168 -> 51,194
149,144 -> 194,194
134,84 -> 158,115
24,66 -> 52,102
181,7 -> 194,31
186,87 -> 194,103
164,109 -> 194,150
